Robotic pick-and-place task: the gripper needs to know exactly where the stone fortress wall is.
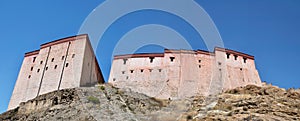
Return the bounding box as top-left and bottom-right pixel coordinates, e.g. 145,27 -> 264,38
8,34 -> 104,110
108,48 -> 262,99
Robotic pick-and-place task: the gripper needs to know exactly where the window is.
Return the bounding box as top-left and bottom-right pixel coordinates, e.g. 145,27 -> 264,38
62,56 -> 65,60
240,68 -> 243,71
51,58 -> 54,62
33,57 -> 36,63
66,63 -> 69,67
234,55 -> 238,60
199,60 -> 202,63
54,65 -> 57,69
113,78 -> 116,81
149,57 -> 155,63
123,59 -> 128,65
141,69 -> 144,73
126,76 -> 129,80
170,57 -> 175,62
226,53 -> 230,59
199,65 -> 201,68
72,54 -> 75,58
218,62 -> 222,66
28,75 -> 31,79
37,69 -> 40,73
122,71 -> 125,74
158,69 -> 162,72
40,61 -> 43,65
31,67 -> 33,71
149,69 -> 153,72
130,70 -> 134,73
243,58 -> 247,63
46,67 -> 48,71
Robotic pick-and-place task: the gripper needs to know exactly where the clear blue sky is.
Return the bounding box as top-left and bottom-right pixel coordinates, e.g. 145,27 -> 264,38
0,1 -> 299,113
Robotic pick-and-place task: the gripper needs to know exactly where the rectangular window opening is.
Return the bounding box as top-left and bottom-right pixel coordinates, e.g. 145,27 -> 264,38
72,54 -> 75,58
123,59 -> 128,65
66,63 -> 69,67
149,57 -> 155,63
243,58 -> 247,63
226,53 -> 230,59
158,69 -> 162,72
33,57 -> 36,63
130,70 -> 134,73
54,65 -> 57,69
31,67 -> 34,71
51,58 -> 54,62
141,69 -> 144,73
40,61 -> 43,65
170,57 -> 175,62
62,56 -> 65,60
234,55 -> 238,60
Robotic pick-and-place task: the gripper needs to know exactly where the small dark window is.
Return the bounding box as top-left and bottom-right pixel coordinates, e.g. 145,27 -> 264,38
62,56 -> 65,60
126,76 -> 129,80
158,69 -> 162,72
149,69 -> 153,72
51,58 -> 54,62
149,57 -> 155,63
199,60 -> 202,63
122,71 -> 125,74
218,62 -> 222,66
37,69 -> 40,73
130,70 -> 134,73
240,68 -> 243,71
170,57 -> 175,62
243,58 -> 247,63
72,54 -> 75,58
33,57 -> 36,63
199,65 -> 201,68
31,67 -> 34,71
226,53 -> 230,59
141,69 -> 144,73
54,65 -> 57,69
234,55 -> 238,60
66,63 -> 69,67
28,75 -> 31,79
219,69 -> 222,71
123,59 -> 128,65
40,61 -> 43,64
46,67 -> 48,71
113,78 -> 116,81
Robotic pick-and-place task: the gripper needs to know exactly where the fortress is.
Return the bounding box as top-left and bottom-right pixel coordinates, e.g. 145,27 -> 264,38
8,34 -> 104,110
108,48 -> 262,99
8,34 -> 262,110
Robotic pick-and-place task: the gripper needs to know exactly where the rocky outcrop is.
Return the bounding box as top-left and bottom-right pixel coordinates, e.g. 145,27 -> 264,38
1,84 -> 299,121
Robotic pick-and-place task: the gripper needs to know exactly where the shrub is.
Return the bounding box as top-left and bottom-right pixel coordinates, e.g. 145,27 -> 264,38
87,96 -> 100,104
99,86 -> 105,91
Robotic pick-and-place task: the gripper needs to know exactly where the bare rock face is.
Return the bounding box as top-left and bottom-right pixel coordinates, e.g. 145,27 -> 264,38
1,84 -> 299,121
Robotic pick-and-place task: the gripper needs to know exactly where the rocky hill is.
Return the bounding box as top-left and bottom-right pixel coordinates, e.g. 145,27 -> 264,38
1,84 -> 299,121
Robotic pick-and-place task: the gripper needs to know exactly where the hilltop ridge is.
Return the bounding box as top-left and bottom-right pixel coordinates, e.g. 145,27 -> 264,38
1,83 -> 299,121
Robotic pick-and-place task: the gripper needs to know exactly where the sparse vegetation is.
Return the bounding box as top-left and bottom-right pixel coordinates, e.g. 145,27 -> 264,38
87,96 -> 100,104
99,86 -> 105,91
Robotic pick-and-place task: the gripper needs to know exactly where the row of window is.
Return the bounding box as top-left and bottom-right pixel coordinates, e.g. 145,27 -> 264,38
33,54 -> 75,64
121,68 -> 163,74
28,63 -> 70,79
226,53 -> 247,63
123,57 -> 176,65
